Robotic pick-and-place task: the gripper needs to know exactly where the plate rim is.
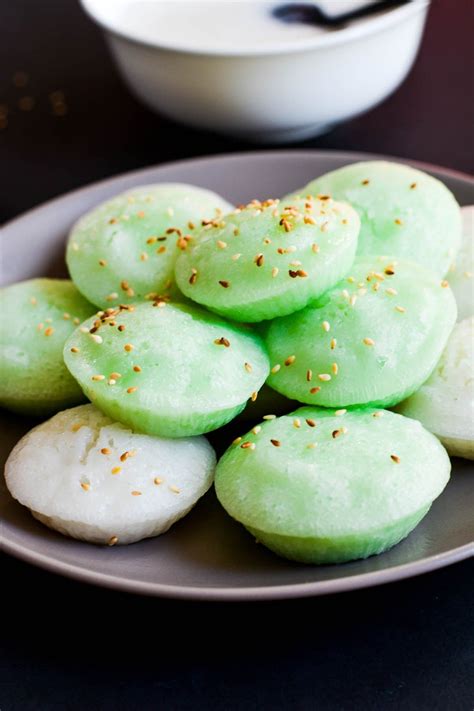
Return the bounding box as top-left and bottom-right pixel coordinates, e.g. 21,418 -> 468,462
2,148 -> 473,600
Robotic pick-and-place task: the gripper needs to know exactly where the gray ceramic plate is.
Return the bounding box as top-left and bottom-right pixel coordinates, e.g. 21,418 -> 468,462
1,150 -> 473,600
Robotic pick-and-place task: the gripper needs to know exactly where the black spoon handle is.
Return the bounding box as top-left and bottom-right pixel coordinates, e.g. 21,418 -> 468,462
273,0 -> 413,28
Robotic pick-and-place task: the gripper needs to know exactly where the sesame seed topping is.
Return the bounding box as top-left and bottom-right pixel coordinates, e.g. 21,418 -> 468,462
322,321 -> 330,332
293,418 -> 301,429
394,218 -> 403,226
44,327 -> 54,337
363,338 -> 375,346
91,334 -> 103,344
133,365 -> 142,372
110,372 -> 122,380
111,466 -> 121,475
307,443 -> 317,449
330,338 -> 337,350
361,179 -> 370,185
232,437 -> 242,445
252,425 -> 262,435
332,363 -> 339,375
384,267 -> 395,276
395,305 -> 406,313
217,240 -> 227,249
305,418 -> 316,427
311,243 -> 320,253
349,295 -> 357,307
71,423 -> 84,432
232,253 -> 242,261
214,336 -> 230,347
131,490 -> 142,496
304,215 -> 316,225
271,364 -> 281,374
318,373 -> 331,382
106,292 -> 119,301
285,355 -> 296,366
272,267 -> 279,278
289,269 -> 308,278
81,482 -> 90,491
391,454 -> 401,463
244,362 -> 252,373
101,448 -> 111,455
386,287 -> 398,296
440,280 -> 449,288
124,343 -> 134,352
92,374 -> 105,381
154,477 -> 162,485
108,536 -> 118,546
146,236 -> 157,245
219,280 -> 230,288
140,252 -> 148,261
270,439 -> 281,447
120,450 -> 136,462
98,259 -> 107,267
335,409 -> 347,416
373,411 -> 383,418
169,485 -> 180,494
306,369 -> 313,382
251,391 -> 258,402
127,386 -> 138,394
310,386 -> 321,394
410,182 -> 417,189
254,253 -> 264,267
241,441 -> 255,450
263,414 -> 276,420
332,429 -> 345,439
70,346 -> 80,353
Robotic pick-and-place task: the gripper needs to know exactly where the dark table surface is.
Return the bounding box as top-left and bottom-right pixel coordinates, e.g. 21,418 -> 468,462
1,1 -> 473,710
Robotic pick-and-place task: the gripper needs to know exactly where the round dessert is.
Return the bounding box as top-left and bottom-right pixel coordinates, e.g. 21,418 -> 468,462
64,301 -> 270,437
288,161 -> 461,277
265,256 -> 457,408
397,318 -> 474,460
5,404 -> 216,545
175,196 -> 360,322
447,206 -> 473,321
215,407 -> 451,564
0,279 -> 94,415
66,183 -> 233,309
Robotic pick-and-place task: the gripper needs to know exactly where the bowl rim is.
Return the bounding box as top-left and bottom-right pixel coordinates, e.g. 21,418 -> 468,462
79,0 -> 430,58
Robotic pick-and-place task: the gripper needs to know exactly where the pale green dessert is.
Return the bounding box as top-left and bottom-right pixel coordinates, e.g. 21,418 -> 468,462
447,206 -> 473,321
0,279 -> 94,415
66,183 -> 233,309
215,408 -> 451,564
397,318 -> 474,460
288,161 -> 461,277
64,301 -> 270,437
265,256 -> 457,408
175,196 -> 359,322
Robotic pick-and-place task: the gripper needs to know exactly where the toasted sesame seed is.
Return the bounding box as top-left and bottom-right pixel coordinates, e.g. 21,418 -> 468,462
270,439 -> 281,447
106,292 -> 119,301
251,391 -> 258,402
169,485 -> 180,494
335,409 -> 347,416
306,369 -> 313,382
133,365 -> 142,373
91,334 -> 103,344
289,269 -> 308,278
330,338 -> 337,350
292,418 -> 301,430
394,218 -> 403,226
232,436 -> 242,445
241,441 -> 255,450
311,243 -> 320,254
217,240 -> 227,249
373,411 -> 383,418
332,429 -> 344,439
219,280 -> 230,288
322,321 -> 330,332
263,414 -> 276,420
101,448 -> 111,455
272,267 -> 279,278
98,259 -> 107,267
363,338 -> 375,346
127,386 -> 138,394
131,490 -> 142,496
395,305 -> 406,313
305,418 -> 316,427
157,246 -> 167,254
92,374 -> 105,381
124,343 -> 134,352
44,327 -> 54,337
71,423 -> 84,432
285,355 -> 296,366
441,280 -> 449,288
304,215 -> 316,225
391,454 -> 401,463
111,466 -> 121,475
110,372 -> 122,379
232,253 -> 242,261
146,236 -> 157,245
362,179 -> 370,185
410,182 -> 417,189
332,363 -> 339,375
318,373 -> 331,382
271,364 -> 281,374
244,362 -> 252,373
140,252 -> 148,261
252,425 -> 262,435
108,536 -> 118,546
120,450 -> 136,462
70,346 -> 80,353
386,287 -> 398,296
214,336 -> 231,347
307,443 -> 317,449
310,387 -> 321,394
154,477 -> 163,485
81,482 -> 90,491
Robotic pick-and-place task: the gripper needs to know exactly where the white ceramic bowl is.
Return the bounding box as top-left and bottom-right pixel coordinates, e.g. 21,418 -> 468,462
80,0 -> 430,143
